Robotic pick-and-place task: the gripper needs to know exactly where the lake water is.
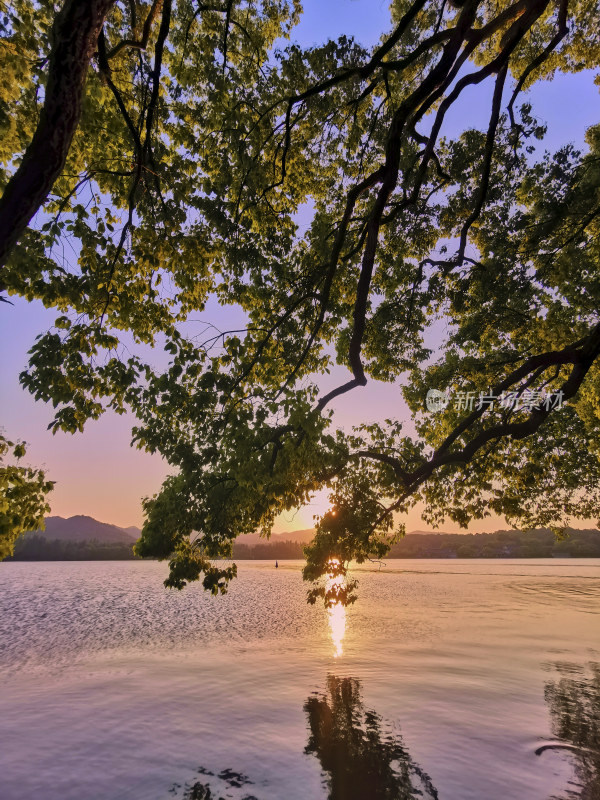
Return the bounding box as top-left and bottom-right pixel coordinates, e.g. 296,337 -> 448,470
0,559 -> 599,800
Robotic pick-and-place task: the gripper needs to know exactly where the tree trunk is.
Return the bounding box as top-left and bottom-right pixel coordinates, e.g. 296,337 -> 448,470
0,0 -> 116,274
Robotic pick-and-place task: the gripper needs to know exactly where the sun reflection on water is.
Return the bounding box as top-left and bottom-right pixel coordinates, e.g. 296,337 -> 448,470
326,559 -> 346,658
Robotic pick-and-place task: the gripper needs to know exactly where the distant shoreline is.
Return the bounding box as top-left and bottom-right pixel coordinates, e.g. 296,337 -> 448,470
5,556 -> 600,562
7,528 -> 600,561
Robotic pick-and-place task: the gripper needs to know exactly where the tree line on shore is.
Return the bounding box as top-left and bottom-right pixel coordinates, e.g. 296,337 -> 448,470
8,529 -> 600,561
8,535 -> 138,561
234,529 -> 600,559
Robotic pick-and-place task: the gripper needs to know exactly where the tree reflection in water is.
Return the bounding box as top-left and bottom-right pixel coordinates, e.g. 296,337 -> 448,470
304,675 -> 438,800
542,662 -> 600,800
172,675 -> 437,800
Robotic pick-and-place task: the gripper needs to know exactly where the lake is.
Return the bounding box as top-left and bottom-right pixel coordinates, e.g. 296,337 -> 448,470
0,559 -> 598,800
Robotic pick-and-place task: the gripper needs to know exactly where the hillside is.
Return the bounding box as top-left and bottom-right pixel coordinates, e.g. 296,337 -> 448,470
123,526 -> 142,539
27,515 -> 139,544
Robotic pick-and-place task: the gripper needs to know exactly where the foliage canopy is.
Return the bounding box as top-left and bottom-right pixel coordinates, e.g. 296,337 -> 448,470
1,0 -> 600,601
0,434 -> 54,560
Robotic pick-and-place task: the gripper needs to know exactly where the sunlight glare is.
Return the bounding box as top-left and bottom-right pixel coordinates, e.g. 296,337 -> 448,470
326,558 -> 346,658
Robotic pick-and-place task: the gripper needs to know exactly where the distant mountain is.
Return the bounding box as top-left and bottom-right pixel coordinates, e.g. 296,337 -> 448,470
25,519 -> 312,548
123,525 -> 142,539
21,520 -> 457,549
27,515 -> 139,544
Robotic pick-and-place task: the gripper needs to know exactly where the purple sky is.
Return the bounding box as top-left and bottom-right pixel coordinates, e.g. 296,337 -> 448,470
1,0 -> 599,530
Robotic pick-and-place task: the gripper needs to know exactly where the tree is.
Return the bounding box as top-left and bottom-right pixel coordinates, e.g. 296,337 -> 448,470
0,434 -> 54,560
1,0 -> 600,599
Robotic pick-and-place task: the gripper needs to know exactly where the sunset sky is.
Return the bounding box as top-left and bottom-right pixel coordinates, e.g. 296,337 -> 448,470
1,0 -> 599,531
